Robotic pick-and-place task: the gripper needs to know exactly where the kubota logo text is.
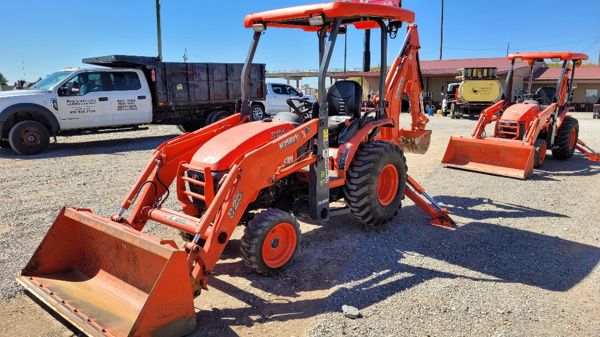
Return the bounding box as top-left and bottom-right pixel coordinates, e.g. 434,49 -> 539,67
279,134 -> 299,151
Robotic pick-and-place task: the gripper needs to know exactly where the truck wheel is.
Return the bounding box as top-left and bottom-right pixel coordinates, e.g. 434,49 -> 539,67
8,120 -> 50,155
552,117 -> 578,160
250,104 -> 265,121
177,123 -> 201,133
450,103 -> 461,119
240,208 -> 300,275
207,110 -> 230,124
533,139 -> 546,168
344,140 -> 407,228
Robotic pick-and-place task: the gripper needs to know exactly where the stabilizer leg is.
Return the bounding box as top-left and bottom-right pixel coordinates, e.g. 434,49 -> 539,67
576,140 -> 600,162
404,175 -> 455,228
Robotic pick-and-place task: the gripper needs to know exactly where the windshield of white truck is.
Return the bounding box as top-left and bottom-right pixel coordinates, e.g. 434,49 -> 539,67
30,71 -> 72,90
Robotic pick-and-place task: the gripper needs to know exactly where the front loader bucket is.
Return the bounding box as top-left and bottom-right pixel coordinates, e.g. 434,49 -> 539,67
441,137 -> 535,179
398,128 -> 432,154
17,207 -> 196,337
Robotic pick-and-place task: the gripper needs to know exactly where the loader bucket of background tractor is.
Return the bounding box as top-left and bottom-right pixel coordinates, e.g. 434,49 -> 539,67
442,137 -> 535,179
398,128 -> 432,154
16,207 -> 196,337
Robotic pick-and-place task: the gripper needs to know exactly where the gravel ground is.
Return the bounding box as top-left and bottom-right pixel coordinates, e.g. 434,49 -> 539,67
0,112 -> 598,336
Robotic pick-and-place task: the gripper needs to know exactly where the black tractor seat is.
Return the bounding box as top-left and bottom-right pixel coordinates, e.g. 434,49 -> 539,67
325,80 -> 363,145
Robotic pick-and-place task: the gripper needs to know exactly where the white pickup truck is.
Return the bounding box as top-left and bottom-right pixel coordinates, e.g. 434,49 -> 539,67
0,55 -> 265,155
250,83 -> 316,120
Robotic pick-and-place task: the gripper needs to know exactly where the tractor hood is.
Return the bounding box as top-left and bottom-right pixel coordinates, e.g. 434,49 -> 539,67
500,103 -> 541,123
190,120 -> 297,171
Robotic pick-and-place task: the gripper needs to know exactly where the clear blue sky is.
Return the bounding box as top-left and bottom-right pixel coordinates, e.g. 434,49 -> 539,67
2,0 -> 599,85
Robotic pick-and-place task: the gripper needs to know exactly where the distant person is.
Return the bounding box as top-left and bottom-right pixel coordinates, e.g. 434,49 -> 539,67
363,94 -> 375,108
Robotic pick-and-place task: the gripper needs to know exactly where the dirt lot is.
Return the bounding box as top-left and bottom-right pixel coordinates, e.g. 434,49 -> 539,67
0,112 -> 599,336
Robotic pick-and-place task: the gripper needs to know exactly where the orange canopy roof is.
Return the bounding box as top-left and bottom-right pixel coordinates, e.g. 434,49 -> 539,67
507,52 -> 589,61
243,2 -> 415,32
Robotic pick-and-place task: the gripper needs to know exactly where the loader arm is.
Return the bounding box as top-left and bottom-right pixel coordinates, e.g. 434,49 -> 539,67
523,103 -> 556,145
470,100 -> 505,139
117,114 -> 246,230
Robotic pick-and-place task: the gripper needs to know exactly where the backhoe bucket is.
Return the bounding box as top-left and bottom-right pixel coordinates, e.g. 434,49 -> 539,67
398,128 -> 432,154
442,137 -> 535,179
17,207 -> 196,337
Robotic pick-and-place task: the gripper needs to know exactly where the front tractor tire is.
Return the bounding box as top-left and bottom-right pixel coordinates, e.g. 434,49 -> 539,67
552,117 -> 579,160
8,120 -> 50,155
344,140 -> 408,228
240,208 -> 301,275
533,139 -> 547,168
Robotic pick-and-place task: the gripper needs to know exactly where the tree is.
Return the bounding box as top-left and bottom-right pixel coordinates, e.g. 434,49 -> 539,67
0,73 -> 7,85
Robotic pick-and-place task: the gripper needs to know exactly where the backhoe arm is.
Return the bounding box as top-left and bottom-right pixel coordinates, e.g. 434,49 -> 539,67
384,24 -> 428,134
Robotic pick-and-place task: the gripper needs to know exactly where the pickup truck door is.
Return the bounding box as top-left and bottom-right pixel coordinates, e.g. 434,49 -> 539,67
109,71 -> 152,125
268,84 -> 292,114
56,72 -> 112,129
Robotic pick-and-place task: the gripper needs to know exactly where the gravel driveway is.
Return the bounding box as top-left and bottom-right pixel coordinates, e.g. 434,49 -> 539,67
0,112 -> 598,336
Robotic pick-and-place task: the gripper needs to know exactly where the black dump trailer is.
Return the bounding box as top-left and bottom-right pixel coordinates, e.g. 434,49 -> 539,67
83,55 -> 266,131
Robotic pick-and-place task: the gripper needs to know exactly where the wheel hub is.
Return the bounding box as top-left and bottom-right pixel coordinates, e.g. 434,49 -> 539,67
269,235 -> 281,251
22,129 -> 41,147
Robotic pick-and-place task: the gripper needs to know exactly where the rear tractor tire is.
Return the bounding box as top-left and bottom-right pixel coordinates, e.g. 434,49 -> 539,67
240,208 -> 300,275
552,116 -> 578,160
533,139 -> 547,168
8,120 -> 50,155
344,140 -> 407,228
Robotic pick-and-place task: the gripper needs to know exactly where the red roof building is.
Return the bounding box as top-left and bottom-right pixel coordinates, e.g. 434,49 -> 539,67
332,58 -> 600,111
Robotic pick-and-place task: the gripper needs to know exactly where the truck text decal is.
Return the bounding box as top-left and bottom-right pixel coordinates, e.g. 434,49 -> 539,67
67,99 -> 97,106
117,99 -> 138,111
66,99 -> 97,114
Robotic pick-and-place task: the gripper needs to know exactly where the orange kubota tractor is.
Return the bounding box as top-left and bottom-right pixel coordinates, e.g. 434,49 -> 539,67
17,2 -> 454,336
442,52 -> 600,179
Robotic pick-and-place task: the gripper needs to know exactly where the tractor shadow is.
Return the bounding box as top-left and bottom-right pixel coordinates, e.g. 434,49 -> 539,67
432,195 -> 568,221
530,153 -> 600,180
191,203 -> 600,335
0,132 -> 180,159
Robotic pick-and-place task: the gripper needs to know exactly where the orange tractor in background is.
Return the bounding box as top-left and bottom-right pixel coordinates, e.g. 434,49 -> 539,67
442,52 -> 600,179
17,2 -> 453,336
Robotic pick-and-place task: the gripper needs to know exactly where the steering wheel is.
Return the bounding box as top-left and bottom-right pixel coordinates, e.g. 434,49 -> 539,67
286,97 -> 313,118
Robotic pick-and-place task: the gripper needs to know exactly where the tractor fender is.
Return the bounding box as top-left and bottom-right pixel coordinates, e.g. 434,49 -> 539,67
0,103 -> 60,136
336,118 -> 394,174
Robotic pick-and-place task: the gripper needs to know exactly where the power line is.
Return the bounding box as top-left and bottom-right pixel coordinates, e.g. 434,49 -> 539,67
187,51 -> 211,62
581,37 -> 600,53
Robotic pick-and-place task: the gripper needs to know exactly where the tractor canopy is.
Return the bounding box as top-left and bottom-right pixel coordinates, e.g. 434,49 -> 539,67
507,52 -> 589,62
244,2 -> 415,31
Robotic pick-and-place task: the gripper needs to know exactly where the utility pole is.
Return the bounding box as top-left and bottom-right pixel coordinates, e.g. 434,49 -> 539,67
156,0 -> 162,61
439,0 -> 444,60
344,33 -> 347,74
506,43 -> 510,57
363,30 -> 371,72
